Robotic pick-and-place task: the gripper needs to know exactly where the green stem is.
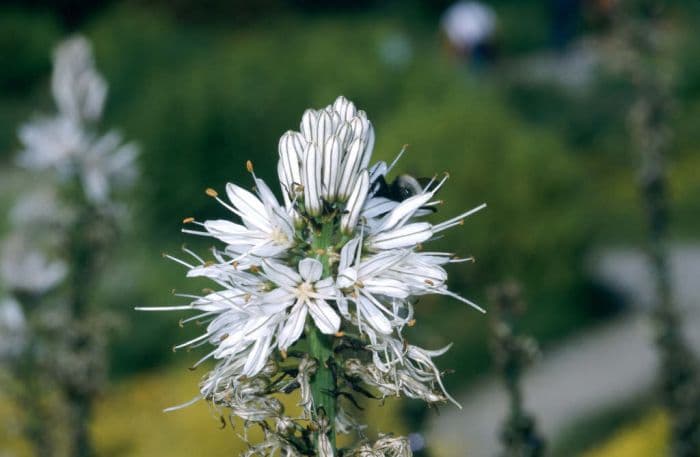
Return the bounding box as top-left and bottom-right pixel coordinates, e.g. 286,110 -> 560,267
308,219 -> 337,454
308,326 -> 337,452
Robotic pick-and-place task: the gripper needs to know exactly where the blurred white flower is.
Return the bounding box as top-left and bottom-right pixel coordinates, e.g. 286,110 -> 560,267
51,36 -> 107,123
17,116 -> 88,172
0,234 -> 66,295
0,296 -> 26,361
9,187 -> 74,229
17,35 -> 138,205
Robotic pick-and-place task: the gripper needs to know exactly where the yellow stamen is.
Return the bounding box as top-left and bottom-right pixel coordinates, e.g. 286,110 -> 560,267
182,217 -> 195,224
246,160 -> 254,173
205,188 -> 218,197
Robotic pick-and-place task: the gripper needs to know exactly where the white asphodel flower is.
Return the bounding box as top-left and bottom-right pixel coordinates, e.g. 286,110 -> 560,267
144,96 -> 485,449
16,35 -> 138,205
261,258 -> 340,350
182,177 -> 294,259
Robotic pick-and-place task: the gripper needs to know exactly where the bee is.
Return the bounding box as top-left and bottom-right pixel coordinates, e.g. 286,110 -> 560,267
374,174 -> 432,202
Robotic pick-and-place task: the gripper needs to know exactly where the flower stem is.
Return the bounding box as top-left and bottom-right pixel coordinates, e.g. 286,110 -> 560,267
308,219 -> 337,454
308,326 -> 337,453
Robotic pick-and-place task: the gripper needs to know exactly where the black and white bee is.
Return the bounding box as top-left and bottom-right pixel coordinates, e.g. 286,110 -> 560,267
374,174 -> 430,203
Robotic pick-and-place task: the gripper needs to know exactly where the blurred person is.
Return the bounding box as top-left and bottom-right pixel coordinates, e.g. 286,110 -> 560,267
440,1 -> 498,66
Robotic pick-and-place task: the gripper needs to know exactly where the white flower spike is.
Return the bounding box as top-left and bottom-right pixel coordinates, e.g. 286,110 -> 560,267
145,96 -> 486,456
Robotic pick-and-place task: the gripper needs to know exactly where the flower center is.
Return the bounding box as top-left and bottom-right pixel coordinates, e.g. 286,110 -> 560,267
296,281 -> 315,300
270,227 -> 289,245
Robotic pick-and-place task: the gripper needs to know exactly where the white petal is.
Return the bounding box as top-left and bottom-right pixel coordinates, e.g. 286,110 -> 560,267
300,109 -> 318,141
336,138 -> 363,200
333,96 -> 356,121
361,122 -> 375,169
314,277 -> 336,297
259,288 -> 295,313
279,131 -> 304,191
262,259 -> 301,287
303,143 -> 323,216
203,219 -> 248,243
254,178 -> 281,210
316,110 -> 333,147
358,251 -> 406,278
308,298 -> 341,334
377,191 -> 433,232
368,222 -> 432,250
363,277 -> 410,299
243,333 -> 273,376
277,301 -> 308,350
225,183 -> 271,232
338,237 -> 361,272
322,136 -> 341,201
336,267 -> 357,289
335,122 -> 352,149
362,197 -> 398,219
358,294 -> 392,334
298,258 -> 323,282
341,169 -> 369,233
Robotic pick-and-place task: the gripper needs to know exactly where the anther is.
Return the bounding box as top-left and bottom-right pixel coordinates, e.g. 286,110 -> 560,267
205,188 -> 218,197
335,331 -> 345,338
408,319 -> 416,327
182,217 -> 195,224
424,279 -> 434,286
246,160 -> 254,173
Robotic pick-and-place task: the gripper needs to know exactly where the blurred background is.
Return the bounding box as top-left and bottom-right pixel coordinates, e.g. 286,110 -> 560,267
1,0 -> 699,456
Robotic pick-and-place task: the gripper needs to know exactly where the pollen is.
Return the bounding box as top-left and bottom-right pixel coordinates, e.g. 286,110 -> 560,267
182,217 -> 195,224
408,319 -> 416,327
246,160 -> 254,173
335,331 -> 345,338
205,188 -> 218,197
